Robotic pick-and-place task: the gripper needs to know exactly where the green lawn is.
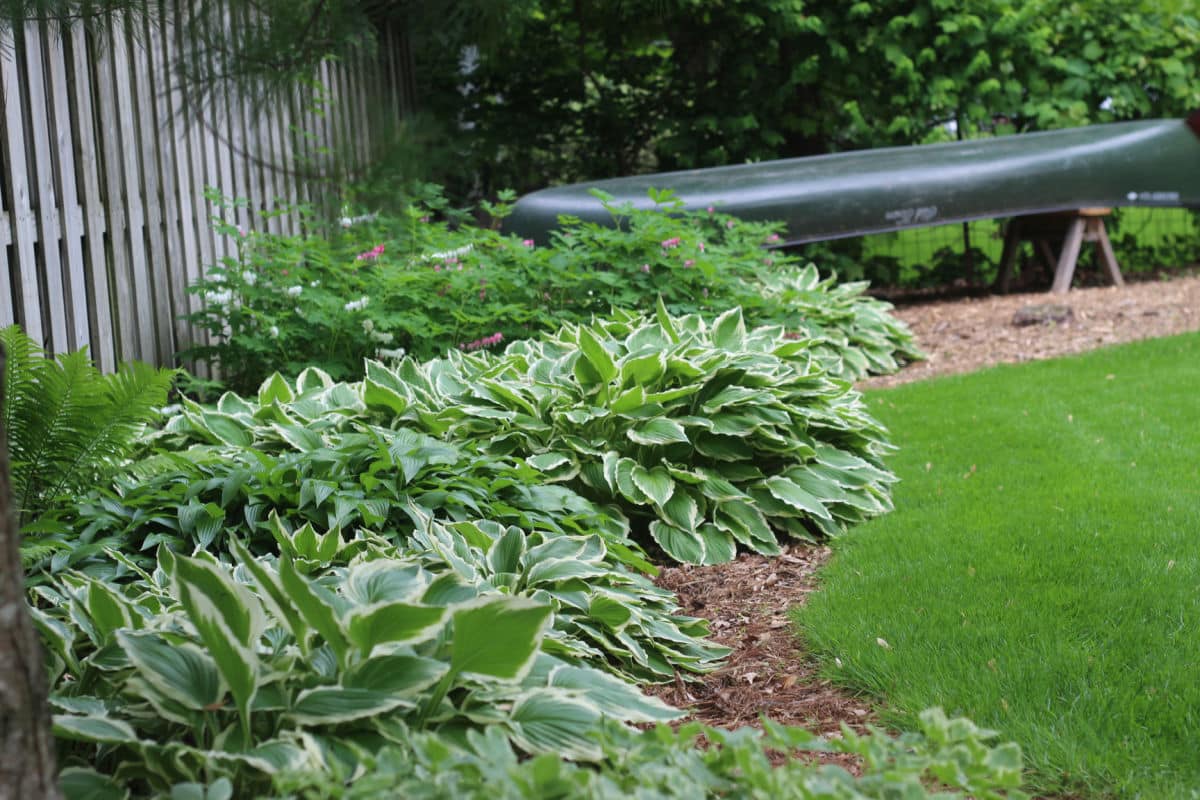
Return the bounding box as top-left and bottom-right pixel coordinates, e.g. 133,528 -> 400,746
795,332 -> 1200,798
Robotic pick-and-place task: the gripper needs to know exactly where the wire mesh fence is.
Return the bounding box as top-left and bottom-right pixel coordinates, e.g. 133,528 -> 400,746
793,208 -> 1200,292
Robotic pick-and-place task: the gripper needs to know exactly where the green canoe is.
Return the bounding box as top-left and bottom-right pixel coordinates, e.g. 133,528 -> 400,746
505,113 -> 1200,245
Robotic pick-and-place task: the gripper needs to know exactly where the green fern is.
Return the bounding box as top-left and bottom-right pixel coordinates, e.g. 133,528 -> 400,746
0,326 -> 177,526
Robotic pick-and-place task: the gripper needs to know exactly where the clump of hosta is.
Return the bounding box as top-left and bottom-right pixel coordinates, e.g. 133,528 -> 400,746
753,263 -> 924,380
42,541 -> 678,796
368,302 -> 897,565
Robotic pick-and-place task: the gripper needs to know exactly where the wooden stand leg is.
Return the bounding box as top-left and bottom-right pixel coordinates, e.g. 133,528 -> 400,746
1091,219 -> 1125,287
1050,218 -> 1086,294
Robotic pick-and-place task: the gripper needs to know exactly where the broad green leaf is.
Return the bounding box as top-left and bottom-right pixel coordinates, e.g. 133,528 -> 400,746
172,554 -> 264,734
362,360 -> 410,415
655,296 -> 680,344
118,631 -> 223,711
620,351 -> 666,385
697,524 -> 737,565
632,465 -> 675,507
346,601 -> 447,655
661,489 -> 702,532
506,690 -> 603,760
525,557 -> 609,586
577,326 -> 618,384
230,537 -> 309,651
278,552 -> 351,663
85,580 -> 132,641
257,372 -> 294,406
648,521 -> 705,564
344,654 -> 448,695
610,384 -> 646,414
711,307 -> 747,350
548,664 -> 679,723
288,687 -> 414,725
614,458 -> 645,503
199,410 -> 252,447
487,525 -> 526,575
527,452 -> 573,472
763,476 -> 833,520
450,596 -> 552,681
587,595 -> 633,631
53,715 -> 140,744
628,418 -> 690,446
58,767 -> 126,800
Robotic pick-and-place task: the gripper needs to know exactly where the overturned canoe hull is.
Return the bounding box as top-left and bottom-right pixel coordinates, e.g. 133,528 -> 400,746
506,114 -> 1200,246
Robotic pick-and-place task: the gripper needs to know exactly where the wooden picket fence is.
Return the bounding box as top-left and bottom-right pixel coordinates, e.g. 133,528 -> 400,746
0,5 -> 414,371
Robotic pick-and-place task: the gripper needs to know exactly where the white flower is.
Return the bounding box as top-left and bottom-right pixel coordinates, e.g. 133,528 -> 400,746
285,285 -> 303,298
344,296 -> 370,312
310,280 -> 320,288
204,289 -> 233,306
424,244 -> 474,261
362,318 -> 376,333
370,330 -> 394,344
376,347 -> 406,360
268,325 -> 280,339
242,270 -> 257,286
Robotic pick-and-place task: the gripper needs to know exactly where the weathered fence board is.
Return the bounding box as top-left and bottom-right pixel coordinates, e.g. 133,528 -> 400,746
1,4 -> 408,368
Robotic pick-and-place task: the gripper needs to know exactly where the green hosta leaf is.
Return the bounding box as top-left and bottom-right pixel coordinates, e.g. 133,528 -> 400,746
632,465 -> 674,507
270,423 -> 323,451
655,296 -> 680,344
58,767 -> 126,800
506,690 -> 604,760
525,558 -> 609,587
288,687 -> 414,725
620,351 -> 666,385
577,326 -> 618,384
763,476 -> 833,520
85,580 -> 133,642
715,500 -> 780,553
711,307 -> 747,350
278,552 -> 351,664
344,654 -> 448,695
118,631 -> 223,711
199,410 -> 252,447
450,596 -> 552,681
547,664 -> 679,723
230,537 -> 309,651
610,384 -> 646,415
54,714 -> 140,744
346,602 -> 447,656
660,489 -> 702,532
487,526 -> 526,575
614,458 -> 646,503
587,595 -> 633,631
362,360 -> 410,415
698,524 -> 737,565
527,452 -> 573,473
257,372 -> 294,406
649,521 -> 705,564
172,553 -> 264,734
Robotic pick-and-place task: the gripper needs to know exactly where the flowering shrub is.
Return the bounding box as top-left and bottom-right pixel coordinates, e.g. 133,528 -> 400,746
182,187 -> 918,394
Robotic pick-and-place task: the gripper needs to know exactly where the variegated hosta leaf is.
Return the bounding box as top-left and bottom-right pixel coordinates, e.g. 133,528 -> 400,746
384,303 -> 898,564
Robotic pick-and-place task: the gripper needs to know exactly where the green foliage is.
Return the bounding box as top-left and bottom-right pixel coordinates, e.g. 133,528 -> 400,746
182,191 -> 919,395
413,0 -> 1200,196
0,325 -> 175,528
270,709 -> 1026,799
41,547 -> 675,796
375,303 -> 896,564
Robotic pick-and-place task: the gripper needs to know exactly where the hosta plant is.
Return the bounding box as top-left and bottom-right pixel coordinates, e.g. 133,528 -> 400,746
40,543 -> 678,797
378,303 -> 897,564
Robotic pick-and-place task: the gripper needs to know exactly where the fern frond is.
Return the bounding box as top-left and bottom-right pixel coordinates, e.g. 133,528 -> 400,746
1,325 -> 49,469
39,360 -> 176,516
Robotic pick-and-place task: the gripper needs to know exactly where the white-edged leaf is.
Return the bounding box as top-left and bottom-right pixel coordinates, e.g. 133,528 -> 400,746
288,687 -> 413,725
53,715 -> 140,744
118,631 -> 223,711
507,690 -> 603,760
450,596 -> 552,681
346,601 -> 447,655
548,664 -> 680,723
648,521 -> 705,564
763,476 -> 833,520
632,465 -> 674,507
627,418 -> 690,446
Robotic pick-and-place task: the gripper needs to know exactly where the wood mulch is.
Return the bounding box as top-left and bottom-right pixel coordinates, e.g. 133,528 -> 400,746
647,272 -> 1200,774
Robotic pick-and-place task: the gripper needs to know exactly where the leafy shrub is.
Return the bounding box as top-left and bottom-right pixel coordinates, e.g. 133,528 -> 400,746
182,191 -> 919,394
26,367 -> 727,684
375,303 -> 896,564
279,709 -> 1028,800
1,325 -> 175,529
40,544 -> 676,796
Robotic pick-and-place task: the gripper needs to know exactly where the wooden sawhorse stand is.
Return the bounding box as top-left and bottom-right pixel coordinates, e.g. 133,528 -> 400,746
994,207 -> 1125,294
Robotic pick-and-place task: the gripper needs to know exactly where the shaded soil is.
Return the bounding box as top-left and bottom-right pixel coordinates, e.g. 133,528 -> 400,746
646,274 -> 1200,781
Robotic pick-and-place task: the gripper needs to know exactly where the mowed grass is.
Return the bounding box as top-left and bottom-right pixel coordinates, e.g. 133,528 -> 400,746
795,332 -> 1200,798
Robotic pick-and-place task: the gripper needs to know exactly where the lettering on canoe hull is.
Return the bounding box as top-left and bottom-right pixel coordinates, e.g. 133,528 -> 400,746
1126,190 -> 1181,203
884,206 -> 939,226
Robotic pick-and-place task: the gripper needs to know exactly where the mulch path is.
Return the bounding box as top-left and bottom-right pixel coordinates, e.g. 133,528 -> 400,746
645,272 -> 1200,775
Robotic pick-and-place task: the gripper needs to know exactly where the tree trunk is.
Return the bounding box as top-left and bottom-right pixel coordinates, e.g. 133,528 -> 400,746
0,344 -> 63,800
